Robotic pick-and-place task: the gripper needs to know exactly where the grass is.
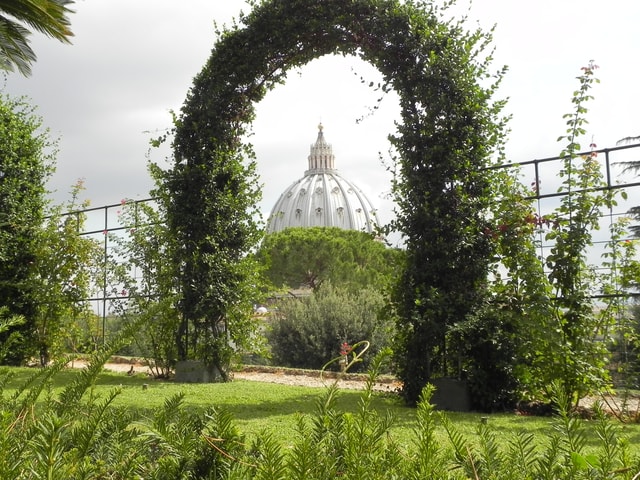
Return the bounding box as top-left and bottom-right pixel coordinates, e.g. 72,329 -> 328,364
4,364 -> 640,455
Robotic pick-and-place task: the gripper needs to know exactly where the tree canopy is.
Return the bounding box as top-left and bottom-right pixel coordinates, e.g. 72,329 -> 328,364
257,227 -> 403,292
0,92 -> 100,365
0,92 -> 54,362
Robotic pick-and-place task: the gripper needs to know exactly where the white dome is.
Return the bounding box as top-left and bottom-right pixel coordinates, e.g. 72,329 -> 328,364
266,125 -> 379,234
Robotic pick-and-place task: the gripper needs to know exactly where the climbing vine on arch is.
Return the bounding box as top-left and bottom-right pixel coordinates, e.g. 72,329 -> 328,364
161,0 -> 508,395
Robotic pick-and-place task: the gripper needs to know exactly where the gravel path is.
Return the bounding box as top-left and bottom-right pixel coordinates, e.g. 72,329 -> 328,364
70,360 -> 401,392
232,369 -> 401,392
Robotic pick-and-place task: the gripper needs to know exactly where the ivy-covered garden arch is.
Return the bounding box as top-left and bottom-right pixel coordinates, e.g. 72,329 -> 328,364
164,0 -> 506,402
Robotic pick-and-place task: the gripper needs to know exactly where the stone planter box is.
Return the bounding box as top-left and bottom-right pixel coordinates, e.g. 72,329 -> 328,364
174,360 -> 222,383
431,377 -> 471,411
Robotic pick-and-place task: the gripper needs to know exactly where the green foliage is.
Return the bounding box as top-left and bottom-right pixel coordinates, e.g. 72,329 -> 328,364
456,163 -> 549,411
259,228 -> 401,375
0,91 -> 54,363
621,158 -> 640,237
237,365 -> 640,480
612,140 -> 640,390
141,393 -> 246,479
476,62 -> 640,408
0,307 -> 24,362
0,0 -> 75,76
0,91 -> 99,366
481,163 -> 552,407
267,283 -> 393,371
621,302 -> 640,392
388,7 -> 508,403
242,351 -> 407,480
161,0 -> 506,399
159,112 -> 266,379
515,62 -> 625,407
257,227 -> 404,292
535,62 -> 615,407
451,302 -> 521,412
111,164 -> 182,378
0,345 -> 248,479
599,217 -> 640,399
408,384 -> 448,478
31,180 -> 102,366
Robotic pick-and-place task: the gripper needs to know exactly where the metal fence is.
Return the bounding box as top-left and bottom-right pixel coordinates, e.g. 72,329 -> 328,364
66,142 -> 640,343
492,142 -> 640,293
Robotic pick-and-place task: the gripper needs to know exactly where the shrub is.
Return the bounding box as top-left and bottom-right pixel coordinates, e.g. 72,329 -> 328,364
452,303 -> 521,412
266,283 -> 394,371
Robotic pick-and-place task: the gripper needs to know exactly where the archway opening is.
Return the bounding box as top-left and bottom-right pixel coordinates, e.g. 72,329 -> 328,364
165,0 -> 506,401
249,53 -> 400,236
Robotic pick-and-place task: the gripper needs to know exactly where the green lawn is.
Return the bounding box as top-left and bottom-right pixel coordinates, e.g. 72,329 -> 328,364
4,365 -> 640,453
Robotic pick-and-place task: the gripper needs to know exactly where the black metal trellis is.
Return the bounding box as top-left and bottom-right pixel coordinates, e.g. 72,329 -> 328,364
63,198 -> 155,345
65,143 -> 640,345
488,142 -> 640,200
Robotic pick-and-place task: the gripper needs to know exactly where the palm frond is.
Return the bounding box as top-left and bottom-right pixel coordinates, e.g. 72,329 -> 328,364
0,15 -> 35,75
616,160 -> 640,175
0,0 -> 74,42
0,0 -> 74,75
616,135 -> 640,146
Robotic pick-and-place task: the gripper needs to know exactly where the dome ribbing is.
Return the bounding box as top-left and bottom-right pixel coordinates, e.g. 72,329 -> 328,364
266,125 -> 379,234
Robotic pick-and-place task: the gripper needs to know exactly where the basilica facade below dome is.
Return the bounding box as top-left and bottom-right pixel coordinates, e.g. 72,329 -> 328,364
266,124 -> 379,234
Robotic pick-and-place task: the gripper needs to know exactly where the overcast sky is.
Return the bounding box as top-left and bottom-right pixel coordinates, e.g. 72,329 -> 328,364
3,0 -> 640,233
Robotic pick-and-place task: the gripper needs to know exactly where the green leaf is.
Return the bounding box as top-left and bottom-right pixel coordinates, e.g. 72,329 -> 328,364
571,451 -> 588,469
584,454 -> 601,468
